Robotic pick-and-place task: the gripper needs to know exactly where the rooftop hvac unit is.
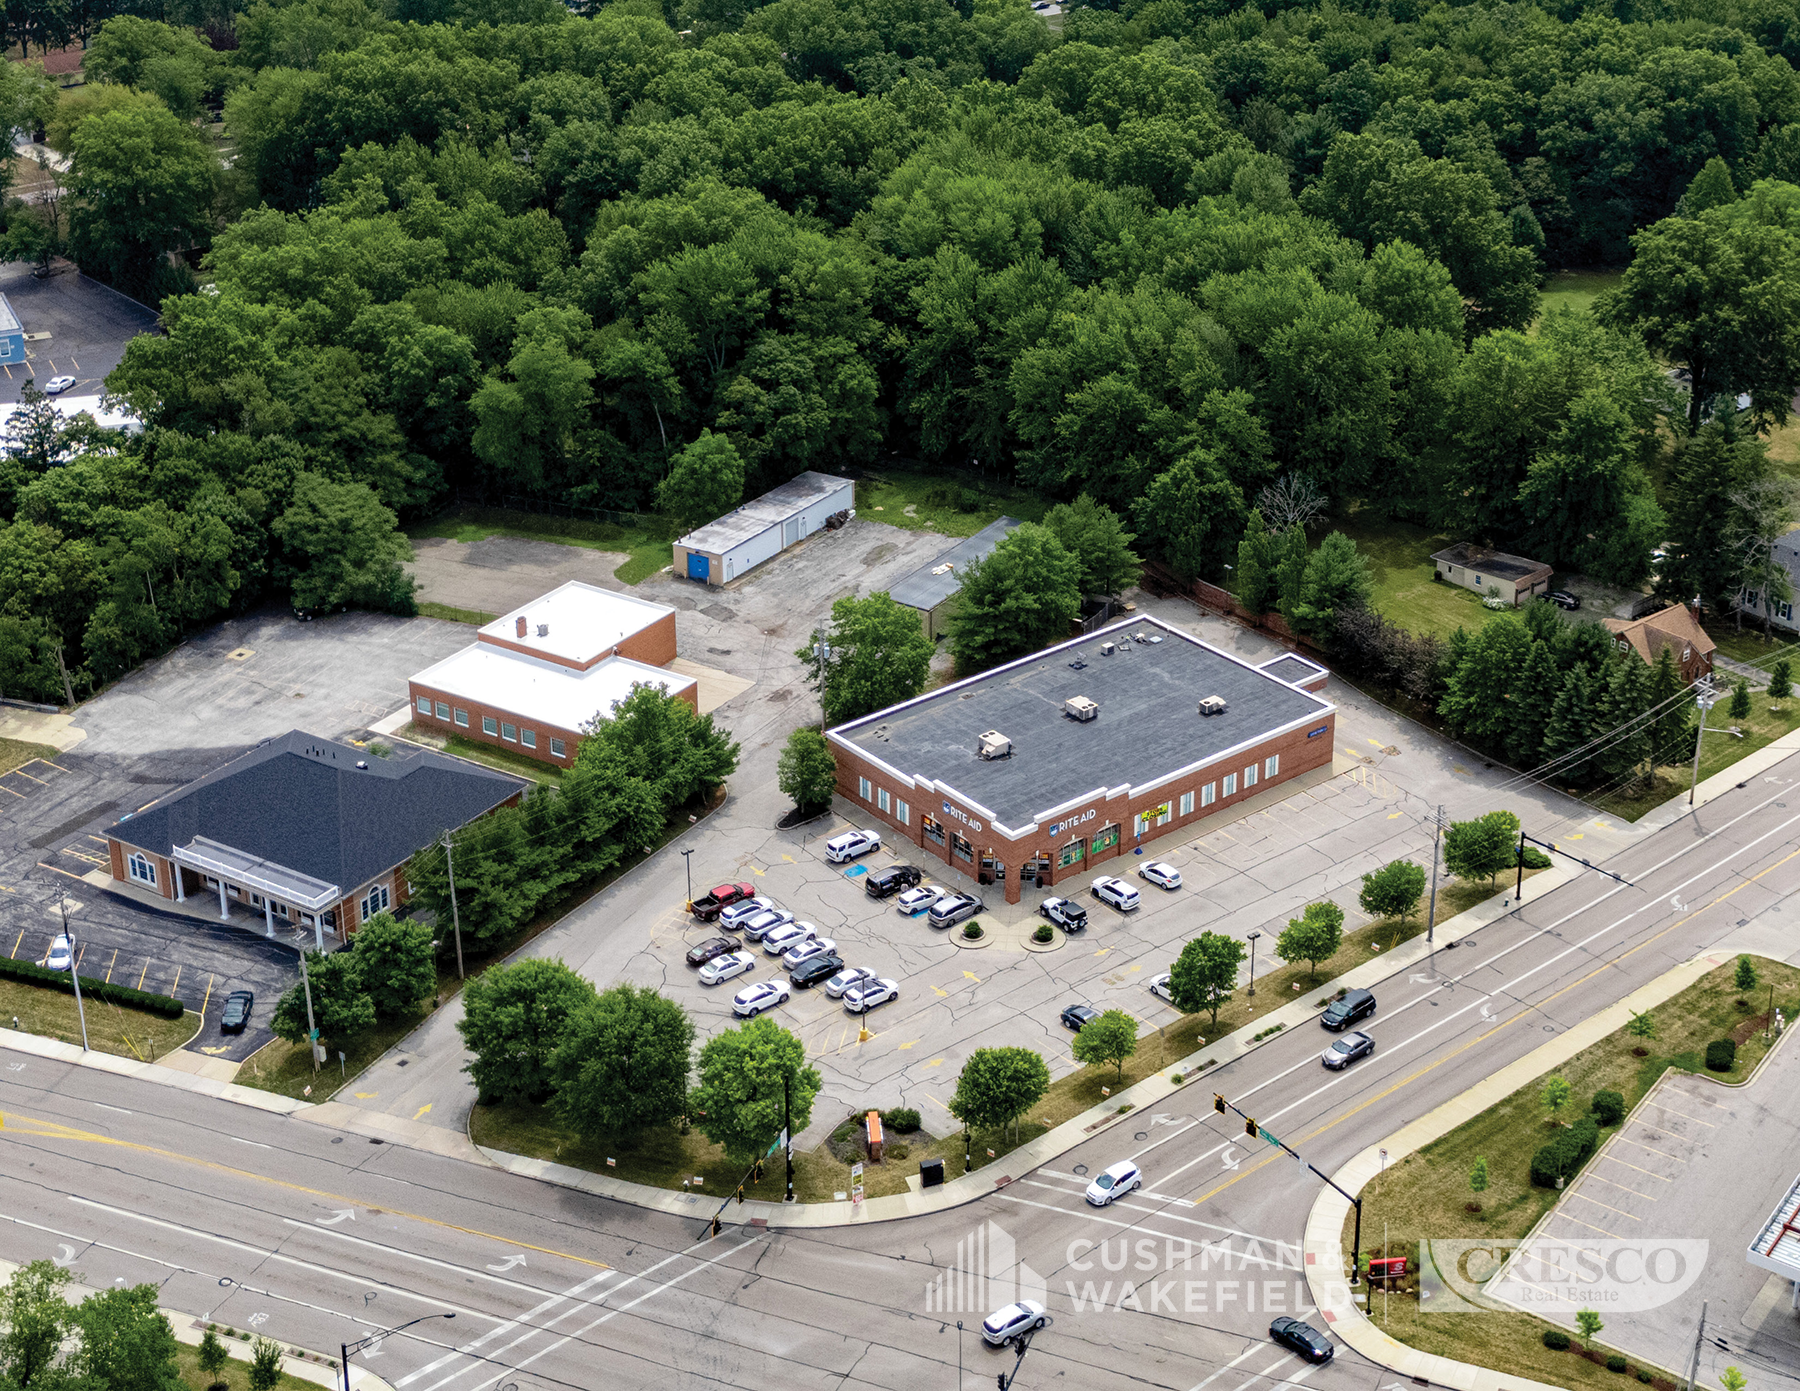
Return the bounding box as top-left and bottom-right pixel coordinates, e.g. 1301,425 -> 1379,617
1198,695 -> 1228,717
536,623 -> 549,637
1100,641 -> 1117,656
977,730 -> 1013,761
1064,696 -> 1099,723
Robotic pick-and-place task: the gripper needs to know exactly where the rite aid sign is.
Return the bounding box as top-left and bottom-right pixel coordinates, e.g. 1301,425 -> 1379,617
1048,808 -> 1097,838
941,801 -> 982,832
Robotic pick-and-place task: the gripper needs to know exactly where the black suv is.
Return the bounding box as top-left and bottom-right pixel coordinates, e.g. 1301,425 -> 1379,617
1039,896 -> 1088,932
1321,988 -> 1376,1030
865,864 -> 923,899
790,953 -> 845,988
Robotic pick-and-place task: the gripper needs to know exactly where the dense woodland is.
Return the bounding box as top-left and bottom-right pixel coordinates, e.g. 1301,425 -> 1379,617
0,0 -> 1799,707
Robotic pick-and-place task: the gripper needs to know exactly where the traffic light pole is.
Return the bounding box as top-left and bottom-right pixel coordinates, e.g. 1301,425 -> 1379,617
1214,1093 -> 1364,1285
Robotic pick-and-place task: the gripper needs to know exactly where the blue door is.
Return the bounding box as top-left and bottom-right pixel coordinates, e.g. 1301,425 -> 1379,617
687,552 -> 711,581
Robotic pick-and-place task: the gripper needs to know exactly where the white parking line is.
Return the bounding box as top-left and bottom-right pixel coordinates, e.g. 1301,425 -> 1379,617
1188,1343 -> 1269,1391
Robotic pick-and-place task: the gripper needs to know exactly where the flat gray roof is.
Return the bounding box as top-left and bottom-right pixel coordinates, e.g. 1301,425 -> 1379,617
0,294 -> 19,336
678,471 -> 853,553
1431,543 -> 1550,583
1260,653 -> 1326,684
888,517 -> 1022,613
833,617 -> 1334,831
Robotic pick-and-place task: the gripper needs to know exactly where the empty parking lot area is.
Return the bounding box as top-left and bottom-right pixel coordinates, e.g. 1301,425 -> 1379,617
0,262 -> 160,403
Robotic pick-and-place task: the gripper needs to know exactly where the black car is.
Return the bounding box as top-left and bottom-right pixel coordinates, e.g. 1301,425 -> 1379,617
1038,897 -> 1088,932
865,864 -> 923,899
220,990 -> 254,1033
1060,1003 -> 1100,1031
1321,988 -> 1375,1030
1269,1317 -> 1333,1364
686,936 -> 735,968
789,953 -> 845,988
1548,590 -> 1581,611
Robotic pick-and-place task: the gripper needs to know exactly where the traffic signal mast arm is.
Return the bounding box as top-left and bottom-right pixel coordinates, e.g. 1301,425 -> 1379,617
1213,1094 -> 1365,1286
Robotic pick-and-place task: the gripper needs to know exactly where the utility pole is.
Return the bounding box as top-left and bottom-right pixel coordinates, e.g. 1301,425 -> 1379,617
1426,805 -> 1443,946
783,1072 -> 795,1202
1689,681 -> 1719,806
298,947 -> 320,1073
442,830 -> 465,979
1684,1300 -> 1707,1391
53,640 -> 73,708
1514,829 -> 1526,903
61,902 -> 88,1053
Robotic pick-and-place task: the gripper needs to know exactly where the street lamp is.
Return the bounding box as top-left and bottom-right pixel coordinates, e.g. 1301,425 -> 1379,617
58,901 -> 88,1052
680,847 -> 695,904
342,1313 -> 454,1391
1246,930 -> 1261,999
1688,678 -> 1723,807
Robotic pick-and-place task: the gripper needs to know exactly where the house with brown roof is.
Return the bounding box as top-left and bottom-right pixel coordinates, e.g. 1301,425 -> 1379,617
1602,603 -> 1715,684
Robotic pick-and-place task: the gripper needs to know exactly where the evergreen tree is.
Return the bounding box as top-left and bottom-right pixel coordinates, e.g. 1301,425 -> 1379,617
1438,617 -> 1532,749
1290,531 -> 1373,636
1595,655 -> 1651,789
1770,659 -> 1793,701
1541,665 -> 1597,783
1645,645 -> 1693,769
1678,156 -> 1737,215
1275,525 -> 1310,618
1235,509 -> 1278,612
1506,639 -> 1559,768
1730,678 -> 1752,720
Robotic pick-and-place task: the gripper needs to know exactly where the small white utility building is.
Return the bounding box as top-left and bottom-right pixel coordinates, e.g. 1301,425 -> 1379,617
673,471 -> 854,586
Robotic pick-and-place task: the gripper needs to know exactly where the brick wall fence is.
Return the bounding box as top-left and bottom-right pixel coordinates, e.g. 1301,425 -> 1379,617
1141,561 -> 1330,661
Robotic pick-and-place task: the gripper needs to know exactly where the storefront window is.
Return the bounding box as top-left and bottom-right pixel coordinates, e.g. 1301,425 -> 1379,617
1091,823 -> 1119,854
922,814 -> 946,846
951,831 -> 974,862
1057,837 -> 1086,868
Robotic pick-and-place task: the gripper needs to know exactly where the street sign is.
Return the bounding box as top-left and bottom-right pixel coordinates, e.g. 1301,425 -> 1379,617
769,1129 -> 789,1157
1257,1126 -> 1279,1147
850,1162 -> 864,1182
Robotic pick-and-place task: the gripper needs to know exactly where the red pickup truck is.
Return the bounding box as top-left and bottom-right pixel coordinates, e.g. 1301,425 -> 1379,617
690,881 -> 756,922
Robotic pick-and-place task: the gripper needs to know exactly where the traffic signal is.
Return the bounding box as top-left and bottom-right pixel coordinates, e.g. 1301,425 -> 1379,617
752,1159 -> 764,1182
709,1214 -> 721,1237
1245,1117 -> 1257,1137
1213,1094 -> 1226,1115
735,1185 -> 746,1205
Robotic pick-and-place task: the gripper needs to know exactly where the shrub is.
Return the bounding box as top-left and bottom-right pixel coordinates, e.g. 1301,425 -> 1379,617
1606,1356 -> 1628,1373
1705,1039 -> 1737,1071
1543,1329 -> 1571,1350
1522,846 -> 1553,869
1033,924 -> 1054,943
1531,1114 -> 1601,1187
962,921 -> 983,939
1638,1372 -> 1653,1383
0,954 -> 185,1018
882,1108 -> 921,1132
1592,1089 -> 1625,1126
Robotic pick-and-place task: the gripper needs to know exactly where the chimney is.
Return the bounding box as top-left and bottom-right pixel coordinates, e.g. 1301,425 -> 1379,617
516,616 -> 528,638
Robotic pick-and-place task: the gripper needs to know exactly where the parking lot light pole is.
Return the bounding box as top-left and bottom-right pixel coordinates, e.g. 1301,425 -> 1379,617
60,903 -> 88,1053
441,830 -> 465,980
1246,930 -> 1261,998
342,1313 -> 454,1391
681,848 -> 695,905
1689,680 -> 1721,807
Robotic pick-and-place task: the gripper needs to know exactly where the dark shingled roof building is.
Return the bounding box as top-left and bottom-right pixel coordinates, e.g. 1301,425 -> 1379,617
104,731 -> 526,947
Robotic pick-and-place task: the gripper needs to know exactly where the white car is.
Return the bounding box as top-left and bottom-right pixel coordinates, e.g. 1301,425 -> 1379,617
1149,972 -> 1175,1004
720,896 -> 776,929
824,965 -> 875,999
42,933 -> 72,971
981,1299 -> 1047,1346
739,907 -> 795,942
1091,874 -> 1141,911
761,921 -> 818,955
894,884 -> 945,916
842,977 -> 898,1014
698,950 -> 758,985
732,979 -> 791,1017
782,936 -> 837,969
1138,861 -> 1181,890
824,828 -> 881,863
1085,1159 -> 1142,1207
42,375 -> 75,396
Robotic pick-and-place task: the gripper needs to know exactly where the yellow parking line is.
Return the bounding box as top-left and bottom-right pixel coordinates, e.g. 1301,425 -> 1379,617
9,769 -> 47,785
9,930 -> 20,959
1553,1212 -> 1621,1240
169,966 -> 181,994
0,783 -> 25,798
1583,1172 -> 1658,1202
199,974 -> 214,1018
104,949 -> 116,983
136,961 -> 149,990
1614,1134 -> 1684,1162
1598,1154 -> 1672,1181
1644,1100 -> 1715,1127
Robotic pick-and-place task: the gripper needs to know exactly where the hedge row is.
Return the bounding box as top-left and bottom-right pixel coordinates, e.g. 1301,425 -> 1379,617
0,954 -> 186,1019
1530,1113 -> 1600,1188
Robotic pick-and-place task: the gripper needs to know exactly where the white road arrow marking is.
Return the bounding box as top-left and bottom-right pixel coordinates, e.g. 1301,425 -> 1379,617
317,1209 -> 356,1226
486,1254 -> 526,1273
6,1062 -> 25,1071
1670,895 -> 1685,913
52,1244 -> 75,1267
1220,1146 -> 1239,1171
1480,1003 -> 1493,1020
1409,973 -> 1434,983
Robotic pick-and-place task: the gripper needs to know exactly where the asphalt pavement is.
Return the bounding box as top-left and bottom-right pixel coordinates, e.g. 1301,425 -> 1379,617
6,758 -> 1800,1391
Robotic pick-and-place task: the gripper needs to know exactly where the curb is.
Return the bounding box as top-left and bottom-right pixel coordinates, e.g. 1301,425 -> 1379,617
1298,949 -> 1740,1391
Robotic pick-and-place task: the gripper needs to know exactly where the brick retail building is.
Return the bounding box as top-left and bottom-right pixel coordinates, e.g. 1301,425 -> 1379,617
827,617 -> 1337,904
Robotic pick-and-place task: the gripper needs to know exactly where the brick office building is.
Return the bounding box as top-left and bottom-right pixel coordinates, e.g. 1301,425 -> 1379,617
826,617 -> 1337,904
409,581 -> 696,768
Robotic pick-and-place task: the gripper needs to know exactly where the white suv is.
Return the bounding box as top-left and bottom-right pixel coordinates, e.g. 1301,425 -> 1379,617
1091,875 -> 1140,911
824,829 -> 881,863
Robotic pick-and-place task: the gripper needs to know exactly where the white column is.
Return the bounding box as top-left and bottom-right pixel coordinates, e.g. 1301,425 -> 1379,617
314,912 -> 326,954
174,867 -> 185,903
217,880 -> 229,921
264,898 -> 274,938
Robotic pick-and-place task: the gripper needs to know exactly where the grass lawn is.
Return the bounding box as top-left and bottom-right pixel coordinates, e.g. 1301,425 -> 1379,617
410,507 -> 674,586
1704,620 -> 1800,668
473,876 -> 1531,1200
1533,269 -> 1624,328
855,468 -> 1051,537
176,1333 -> 331,1391
399,723 -> 564,785
0,737 -> 59,775
416,601 -> 499,626
1344,955 -> 1797,1387
0,976 -> 196,1060
1331,511 -> 1495,639
1588,696 -> 1800,820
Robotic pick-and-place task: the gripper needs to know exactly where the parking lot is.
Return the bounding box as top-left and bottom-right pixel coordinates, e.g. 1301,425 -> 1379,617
0,261 -> 160,403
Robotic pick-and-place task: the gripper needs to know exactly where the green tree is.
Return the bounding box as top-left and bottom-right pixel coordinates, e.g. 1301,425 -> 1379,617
1541,666 -> 1598,783
1276,900 -> 1345,980
272,474 -> 416,615
1595,655 -> 1652,790
1274,525 -> 1310,618
1646,646 -> 1694,768
689,1017 -> 822,1165
1287,531 -> 1373,637
1661,422 -> 1774,616
197,1329 -> 230,1390
1626,1009 -> 1658,1043
1506,639 -> 1561,769
1719,1367 -> 1747,1391
947,522 -> 1081,672
797,591 -> 933,725
1444,810 -> 1521,884
67,102 -> 216,300
1575,1308 -> 1603,1344
1769,660 -> 1793,701
656,429 -> 745,535
1438,617 -> 1533,749
269,951 -> 374,1051
1679,157 -> 1737,216
1359,859 -> 1426,924
1042,494 -> 1141,599
1541,1075 -> 1572,1121
1730,678 -> 1752,719
949,1045 -> 1050,1146
350,913 -> 435,1021
1516,389 -> 1664,586
72,1285 -> 184,1391
1134,453 -> 1245,585
777,727 -> 837,811
1070,1007 -> 1138,1080
577,682 -> 740,812
247,1338 -> 282,1391
457,958 -> 597,1106
1736,954 -> 1759,993
0,1260 -> 73,1389
469,310 -> 596,493
1234,509 -> 1278,613
1168,931 -> 1245,1027
551,984 -> 695,1138
1469,1156 -> 1489,1202
83,16 -> 216,122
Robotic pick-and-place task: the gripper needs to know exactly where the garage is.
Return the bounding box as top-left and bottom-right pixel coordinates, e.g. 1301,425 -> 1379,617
673,472 -> 855,587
